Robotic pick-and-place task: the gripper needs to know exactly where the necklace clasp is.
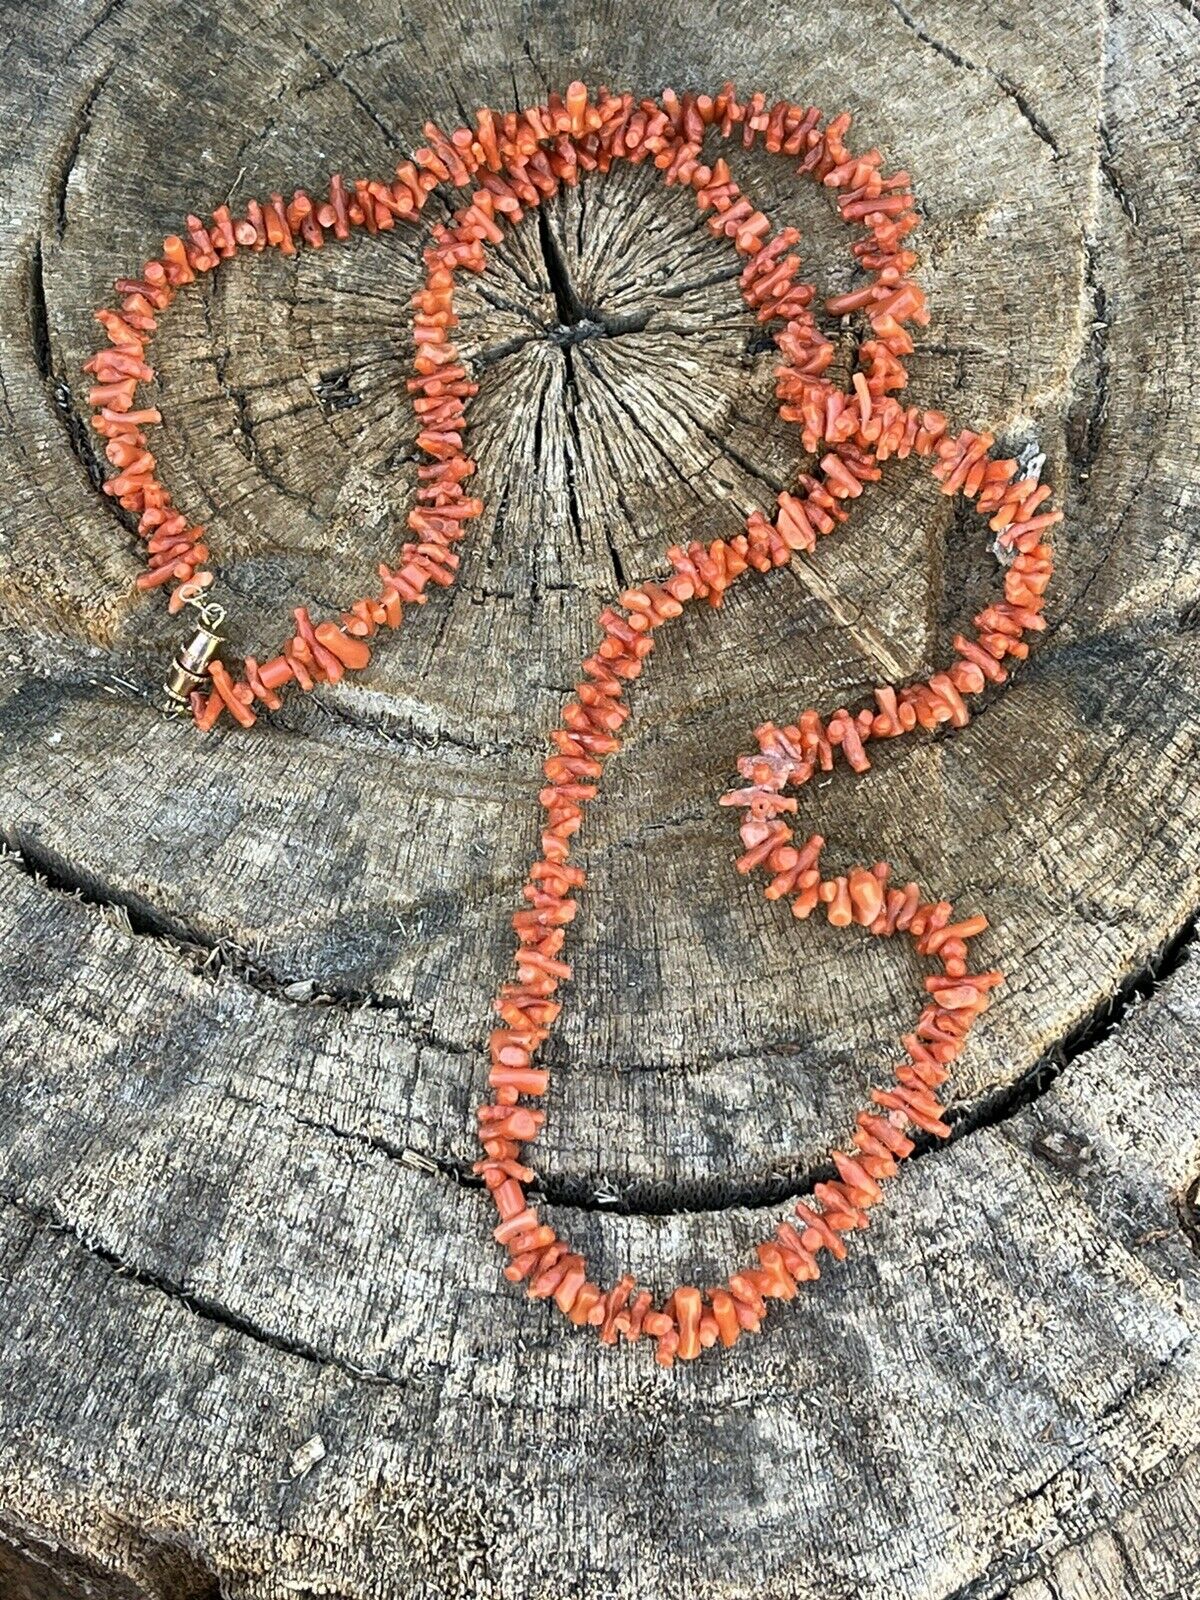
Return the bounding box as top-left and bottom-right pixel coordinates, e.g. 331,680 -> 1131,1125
164,595 -> 227,712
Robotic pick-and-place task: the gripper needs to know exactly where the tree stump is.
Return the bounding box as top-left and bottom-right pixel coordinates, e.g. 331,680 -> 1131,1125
1,0 -> 1198,1595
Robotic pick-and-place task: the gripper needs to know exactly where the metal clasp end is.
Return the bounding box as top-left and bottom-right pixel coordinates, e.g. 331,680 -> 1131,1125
164,596 -> 227,712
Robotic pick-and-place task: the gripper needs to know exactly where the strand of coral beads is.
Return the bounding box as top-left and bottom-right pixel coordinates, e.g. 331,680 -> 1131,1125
87,81 -> 1059,1363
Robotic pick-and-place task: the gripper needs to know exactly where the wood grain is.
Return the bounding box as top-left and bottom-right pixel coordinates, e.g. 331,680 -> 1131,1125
0,0 -> 1197,1594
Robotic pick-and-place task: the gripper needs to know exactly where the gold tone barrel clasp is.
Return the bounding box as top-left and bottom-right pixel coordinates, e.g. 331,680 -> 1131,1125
164,624 -> 224,710
164,595 -> 227,712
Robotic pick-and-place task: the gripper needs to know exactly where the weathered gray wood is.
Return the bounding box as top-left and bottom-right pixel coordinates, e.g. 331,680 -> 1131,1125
0,0 -> 1198,1593
2,862 -> 1199,1600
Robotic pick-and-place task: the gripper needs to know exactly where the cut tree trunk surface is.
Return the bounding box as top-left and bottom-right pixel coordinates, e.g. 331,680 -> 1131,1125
1,0 -> 1198,1596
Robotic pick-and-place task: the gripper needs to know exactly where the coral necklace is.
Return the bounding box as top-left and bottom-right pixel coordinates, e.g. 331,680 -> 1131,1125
86,81 -> 1059,1364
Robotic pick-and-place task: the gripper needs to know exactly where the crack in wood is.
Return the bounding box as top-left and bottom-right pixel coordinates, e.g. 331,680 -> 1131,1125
536,203 -> 656,350
27,240 -> 53,385
29,237 -> 108,494
62,0 -> 129,65
679,404 -> 790,500
200,275 -> 314,507
884,0 -> 1062,158
5,922 -> 1195,1404
53,63 -> 113,239
8,789 -> 1195,1219
314,367 -> 362,415
471,311 -> 737,374
1068,238 -> 1111,482
1181,1174 -> 1200,1256
575,343 -> 704,501
506,908 -> 1200,1214
1098,121 -> 1140,227
520,39 -> 551,98
536,204 -> 588,328
532,207 -> 630,589
655,263 -> 744,301
0,1184 -> 407,1387
0,1522 -> 221,1600
0,834 -> 476,1056
295,680 -> 534,758
931,1330 -> 1195,1600
297,39 -> 406,149
220,1083 -> 475,1194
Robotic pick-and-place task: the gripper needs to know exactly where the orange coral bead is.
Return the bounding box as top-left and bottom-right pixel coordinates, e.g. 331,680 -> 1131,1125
674,1286 -> 703,1360
314,622 -> 371,671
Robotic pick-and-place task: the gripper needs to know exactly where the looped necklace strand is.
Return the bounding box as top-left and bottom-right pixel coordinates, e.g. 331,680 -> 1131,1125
86,81 -> 1059,1364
